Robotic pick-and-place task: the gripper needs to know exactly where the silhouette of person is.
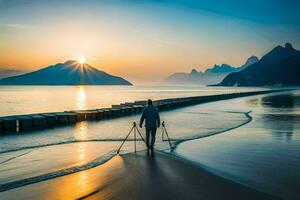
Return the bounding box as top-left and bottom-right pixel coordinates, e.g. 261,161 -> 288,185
139,99 -> 160,151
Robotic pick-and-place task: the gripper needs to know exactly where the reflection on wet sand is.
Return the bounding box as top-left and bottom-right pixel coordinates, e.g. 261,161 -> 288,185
0,152 -> 276,200
260,94 -> 296,108
248,92 -> 300,112
261,113 -> 300,142
78,143 -> 87,163
175,91 -> 300,199
53,156 -> 125,200
0,142 -> 119,186
259,93 -> 300,142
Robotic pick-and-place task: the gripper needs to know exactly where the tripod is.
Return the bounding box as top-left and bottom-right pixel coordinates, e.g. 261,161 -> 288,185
117,121 -> 174,154
117,122 -> 146,154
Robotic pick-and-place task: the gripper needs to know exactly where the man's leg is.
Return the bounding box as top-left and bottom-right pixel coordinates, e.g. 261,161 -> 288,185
145,128 -> 150,149
150,128 -> 157,150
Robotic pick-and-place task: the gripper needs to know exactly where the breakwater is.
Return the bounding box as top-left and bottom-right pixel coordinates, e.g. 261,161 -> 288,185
0,90 -> 286,134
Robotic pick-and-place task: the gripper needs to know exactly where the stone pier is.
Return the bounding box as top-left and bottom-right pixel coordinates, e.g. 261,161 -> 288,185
0,117 -> 17,133
0,90 -> 285,134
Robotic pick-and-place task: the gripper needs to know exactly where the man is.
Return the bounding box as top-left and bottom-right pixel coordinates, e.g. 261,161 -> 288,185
139,99 -> 160,151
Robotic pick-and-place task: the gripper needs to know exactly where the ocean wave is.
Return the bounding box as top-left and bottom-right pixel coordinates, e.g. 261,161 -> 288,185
0,138 -> 140,154
0,111 -> 252,155
0,150 -> 116,192
0,111 -> 253,192
167,111 -> 252,149
0,150 -> 33,165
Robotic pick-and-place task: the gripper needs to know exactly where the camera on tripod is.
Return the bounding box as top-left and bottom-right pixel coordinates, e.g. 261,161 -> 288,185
117,121 -> 172,154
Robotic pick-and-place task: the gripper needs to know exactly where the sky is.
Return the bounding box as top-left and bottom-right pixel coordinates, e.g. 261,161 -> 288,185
0,0 -> 300,83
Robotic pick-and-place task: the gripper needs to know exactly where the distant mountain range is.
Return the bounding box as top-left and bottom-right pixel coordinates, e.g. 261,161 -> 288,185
163,56 -> 258,85
217,43 -> 300,86
0,60 -> 132,85
0,69 -> 26,78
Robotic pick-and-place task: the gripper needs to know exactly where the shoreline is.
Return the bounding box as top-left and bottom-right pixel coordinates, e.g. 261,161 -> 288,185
171,111 -> 253,148
0,110 -> 254,192
0,110 -> 252,154
0,91 -> 286,192
0,151 -> 279,200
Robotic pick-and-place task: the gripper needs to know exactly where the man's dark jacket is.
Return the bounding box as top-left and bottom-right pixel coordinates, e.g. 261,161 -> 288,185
139,105 -> 160,128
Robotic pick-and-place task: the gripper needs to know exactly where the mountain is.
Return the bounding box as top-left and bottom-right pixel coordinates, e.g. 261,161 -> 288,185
200,64 -> 239,85
163,56 -> 258,85
239,56 -> 259,70
218,43 -> 300,86
0,69 -> 26,78
163,69 -> 204,85
204,64 -> 237,74
0,60 -> 132,85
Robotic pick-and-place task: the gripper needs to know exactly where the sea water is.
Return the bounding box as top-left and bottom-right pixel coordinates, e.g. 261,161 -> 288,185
174,90 -> 300,200
0,85 -> 263,116
0,86 -> 299,199
0,85 -> 262,153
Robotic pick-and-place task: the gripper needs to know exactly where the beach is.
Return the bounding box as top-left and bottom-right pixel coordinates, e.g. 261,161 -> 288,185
0,151 -> 278,200
0,87 -> 299,199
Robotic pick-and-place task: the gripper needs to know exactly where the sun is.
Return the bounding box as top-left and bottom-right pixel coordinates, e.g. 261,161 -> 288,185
77,56 -> 86,64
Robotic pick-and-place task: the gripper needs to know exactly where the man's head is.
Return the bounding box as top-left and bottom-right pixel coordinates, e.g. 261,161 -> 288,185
147,99 -> 152,105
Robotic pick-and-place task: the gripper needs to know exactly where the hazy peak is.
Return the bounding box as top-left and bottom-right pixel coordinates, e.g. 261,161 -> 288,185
191,69 -> 199,74
285,43 -> 295,50
239,55 -> 259,70
246,56 -> 259,62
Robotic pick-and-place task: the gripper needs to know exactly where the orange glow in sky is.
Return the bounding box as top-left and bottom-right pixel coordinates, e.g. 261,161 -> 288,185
0,1 -> 299,83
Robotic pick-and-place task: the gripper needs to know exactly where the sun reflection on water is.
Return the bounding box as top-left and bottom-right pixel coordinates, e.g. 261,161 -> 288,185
77,86 -> 86,110
75,121 -> 88,140
78,143 -> 87,163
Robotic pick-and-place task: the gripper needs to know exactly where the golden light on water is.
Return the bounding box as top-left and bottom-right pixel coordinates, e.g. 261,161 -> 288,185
75,121 -> 88,140
77,86 -> 86,110
77,143 -> 87,163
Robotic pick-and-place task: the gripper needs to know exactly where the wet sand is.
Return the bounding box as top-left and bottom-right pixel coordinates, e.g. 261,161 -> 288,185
0,142 -> 118,185
1,151 -> 278,200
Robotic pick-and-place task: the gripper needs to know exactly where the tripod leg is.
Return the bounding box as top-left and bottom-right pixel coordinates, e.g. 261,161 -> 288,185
117,126 -> 134,154
136,127 -> 146,144
163,126 -> 173,149
162,126 -> 164,141
134,127 -> 136,153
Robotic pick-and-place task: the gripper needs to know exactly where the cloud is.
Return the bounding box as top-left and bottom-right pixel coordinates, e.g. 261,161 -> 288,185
3,23 -> 37,29
129,28 -> 170,45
